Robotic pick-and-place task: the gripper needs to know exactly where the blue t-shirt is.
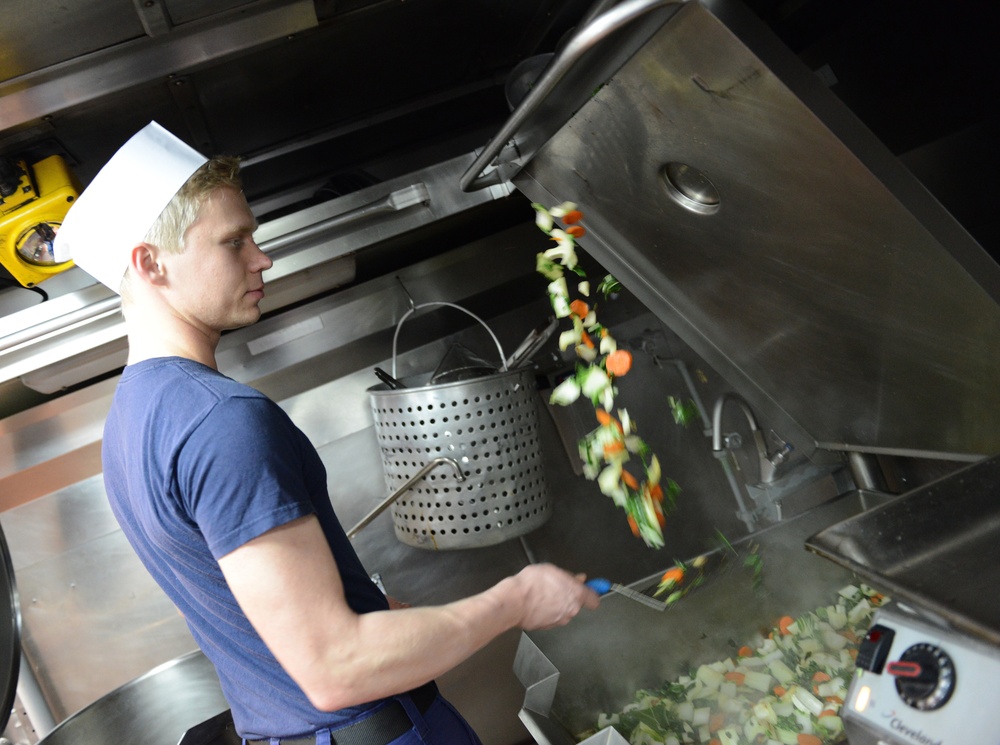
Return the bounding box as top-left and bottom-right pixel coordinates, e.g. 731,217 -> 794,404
102,357 -> 390,738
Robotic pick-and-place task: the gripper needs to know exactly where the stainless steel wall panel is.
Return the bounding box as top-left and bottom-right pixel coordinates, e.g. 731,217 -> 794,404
1,476 -> 195,721
0,380 -> 116,511
1,475 -> 116,573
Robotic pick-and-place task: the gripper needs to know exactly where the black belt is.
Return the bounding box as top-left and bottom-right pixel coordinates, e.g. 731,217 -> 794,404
248,682 -> 439,745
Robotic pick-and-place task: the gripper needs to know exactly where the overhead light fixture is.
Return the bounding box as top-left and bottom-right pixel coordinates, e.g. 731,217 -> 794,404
0,155 -> 80,287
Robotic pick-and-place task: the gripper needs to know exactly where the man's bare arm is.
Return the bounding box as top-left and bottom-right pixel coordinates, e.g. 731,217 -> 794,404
217,515 -> 599,711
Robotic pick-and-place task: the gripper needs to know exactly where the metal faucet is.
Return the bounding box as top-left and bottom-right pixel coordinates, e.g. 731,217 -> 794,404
711,393 -> 792,485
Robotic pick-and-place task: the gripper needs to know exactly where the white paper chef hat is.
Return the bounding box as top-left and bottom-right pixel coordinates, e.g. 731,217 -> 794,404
53,121 -> 208,293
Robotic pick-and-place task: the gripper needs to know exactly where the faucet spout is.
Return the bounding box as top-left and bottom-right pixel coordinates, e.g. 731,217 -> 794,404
711,393 -> 791,485
711,393 -> 761,453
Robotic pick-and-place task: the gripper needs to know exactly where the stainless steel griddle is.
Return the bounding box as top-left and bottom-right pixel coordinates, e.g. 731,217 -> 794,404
806,454 -> 1000,647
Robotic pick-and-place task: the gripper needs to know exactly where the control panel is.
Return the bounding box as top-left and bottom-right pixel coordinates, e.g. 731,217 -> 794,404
843,603 -> 1000,744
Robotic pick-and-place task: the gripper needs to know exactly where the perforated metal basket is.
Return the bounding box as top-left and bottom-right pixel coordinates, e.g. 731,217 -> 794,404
369,303 -> 551,549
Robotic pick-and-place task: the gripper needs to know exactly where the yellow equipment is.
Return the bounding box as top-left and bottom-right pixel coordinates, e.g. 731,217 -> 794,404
0,155 -> 80,287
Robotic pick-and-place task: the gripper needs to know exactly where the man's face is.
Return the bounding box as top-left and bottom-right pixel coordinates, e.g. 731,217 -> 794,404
161,186 -> 272,334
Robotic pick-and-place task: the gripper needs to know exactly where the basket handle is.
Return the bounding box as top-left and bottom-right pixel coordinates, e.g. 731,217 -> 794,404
391,301 -> 508,379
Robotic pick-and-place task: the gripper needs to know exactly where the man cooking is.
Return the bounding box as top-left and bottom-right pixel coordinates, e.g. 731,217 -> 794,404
54,122 -> 599,745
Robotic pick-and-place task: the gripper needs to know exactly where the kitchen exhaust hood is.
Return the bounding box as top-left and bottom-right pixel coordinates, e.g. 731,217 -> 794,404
467,0 -> 1000,462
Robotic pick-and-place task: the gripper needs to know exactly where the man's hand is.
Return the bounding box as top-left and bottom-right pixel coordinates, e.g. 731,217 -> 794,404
507,563 -> 601,630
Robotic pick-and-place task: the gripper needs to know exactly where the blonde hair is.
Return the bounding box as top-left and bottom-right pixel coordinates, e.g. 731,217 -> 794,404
143,156 -> 243,253
120,156 -> 242,299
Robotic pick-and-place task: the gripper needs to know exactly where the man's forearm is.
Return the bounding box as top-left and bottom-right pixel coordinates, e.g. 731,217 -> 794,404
302,576 -> 525,710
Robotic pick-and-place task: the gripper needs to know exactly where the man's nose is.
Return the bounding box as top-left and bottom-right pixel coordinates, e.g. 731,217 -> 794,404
251,241 -> 273,271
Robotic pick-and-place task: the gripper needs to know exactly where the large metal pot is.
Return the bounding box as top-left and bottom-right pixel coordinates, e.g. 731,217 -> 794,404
37,651 -> 232,745
0,522 -> 19,736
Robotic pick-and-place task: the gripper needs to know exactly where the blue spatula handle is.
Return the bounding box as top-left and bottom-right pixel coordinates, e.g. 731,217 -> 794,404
586,578 -> 613,595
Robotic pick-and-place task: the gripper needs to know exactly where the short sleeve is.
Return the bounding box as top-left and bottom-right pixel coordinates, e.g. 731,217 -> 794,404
177,395 -> 316,558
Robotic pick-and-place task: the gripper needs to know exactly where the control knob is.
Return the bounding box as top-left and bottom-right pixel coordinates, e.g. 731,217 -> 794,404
887,643 -> 956,711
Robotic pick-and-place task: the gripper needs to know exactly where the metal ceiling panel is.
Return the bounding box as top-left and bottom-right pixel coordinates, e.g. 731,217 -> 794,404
166,0 -> 263,25
0,0 -> 319,133
0,0 -> 143,79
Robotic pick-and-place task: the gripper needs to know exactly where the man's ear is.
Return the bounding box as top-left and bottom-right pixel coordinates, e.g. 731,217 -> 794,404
130,243 -> 167,286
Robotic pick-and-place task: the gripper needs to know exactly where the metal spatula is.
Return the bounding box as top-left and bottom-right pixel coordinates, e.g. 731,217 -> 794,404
587,534 -> 763,612
647,535 -> 764,608
586,578 -> 669,611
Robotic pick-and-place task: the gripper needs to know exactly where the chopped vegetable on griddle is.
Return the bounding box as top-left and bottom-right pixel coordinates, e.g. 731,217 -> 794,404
581,585 -> 887,745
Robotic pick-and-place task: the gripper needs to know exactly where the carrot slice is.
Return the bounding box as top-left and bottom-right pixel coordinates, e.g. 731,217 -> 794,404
596,408 -> 613,426
811,671 -> 832,695
627,515 -> 639,537
773,685 -> 787,697
603,440 -> 625,455
621,470 -> 639,490
724,671 -> 746,686
709,712 -> 726,732
778,615 -> 795,635
605,349 -> 633,376
737,645 -> 754,658
797,735 -> 823,745
660,566 -> 685,586
562,209 -> 583,224
569,299 -> 589,318
566,225 -> 586,238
